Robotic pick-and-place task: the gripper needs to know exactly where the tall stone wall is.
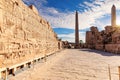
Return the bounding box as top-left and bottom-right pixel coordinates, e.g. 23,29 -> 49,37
0,0 -> 59,68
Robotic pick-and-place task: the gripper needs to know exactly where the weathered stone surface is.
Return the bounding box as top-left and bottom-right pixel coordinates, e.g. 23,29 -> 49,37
0,0 -> 61,70
95,44 -> 104,50
29,5 -> 39,15
105,44 -> 120,53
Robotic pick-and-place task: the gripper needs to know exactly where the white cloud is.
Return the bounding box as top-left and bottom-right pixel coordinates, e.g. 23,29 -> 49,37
37,0 -> 120,30
47,8 -> 59,14
23,0 -> 120,42
84,1 -> 95,8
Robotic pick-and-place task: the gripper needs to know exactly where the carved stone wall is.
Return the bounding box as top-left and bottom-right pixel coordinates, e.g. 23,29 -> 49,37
0,0 -> 60,68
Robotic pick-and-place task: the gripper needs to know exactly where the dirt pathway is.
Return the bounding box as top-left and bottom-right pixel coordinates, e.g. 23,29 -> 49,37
9,49 -> 120,80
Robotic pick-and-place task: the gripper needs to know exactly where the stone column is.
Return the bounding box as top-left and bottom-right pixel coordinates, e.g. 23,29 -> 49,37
111,5 -> 116,27
75,11 -> 79,48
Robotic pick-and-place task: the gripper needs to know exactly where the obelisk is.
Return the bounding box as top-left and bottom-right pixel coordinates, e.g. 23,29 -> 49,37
75,11 -> 79,48
111,5 -> 116,27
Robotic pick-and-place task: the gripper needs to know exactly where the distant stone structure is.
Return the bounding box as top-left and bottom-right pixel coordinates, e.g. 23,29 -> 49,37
75,11 -> 80,48
86,5 -> 120,53
0,0 -> 63,79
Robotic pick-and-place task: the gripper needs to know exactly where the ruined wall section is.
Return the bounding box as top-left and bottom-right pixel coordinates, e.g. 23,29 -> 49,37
0,0 -> 59,67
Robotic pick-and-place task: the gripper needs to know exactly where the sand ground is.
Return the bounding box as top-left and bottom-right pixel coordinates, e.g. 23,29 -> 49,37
9,49 -> 120,80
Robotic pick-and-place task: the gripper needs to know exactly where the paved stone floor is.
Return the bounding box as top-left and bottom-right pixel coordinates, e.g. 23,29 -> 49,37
9,49 -> 120,80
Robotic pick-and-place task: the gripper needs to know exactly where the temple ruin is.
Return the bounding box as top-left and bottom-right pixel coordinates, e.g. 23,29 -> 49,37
0,0 -> 63,79
86,5 -> 120,53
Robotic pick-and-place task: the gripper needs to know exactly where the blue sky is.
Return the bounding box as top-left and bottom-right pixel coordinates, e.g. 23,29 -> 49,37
23,0 -> 120,42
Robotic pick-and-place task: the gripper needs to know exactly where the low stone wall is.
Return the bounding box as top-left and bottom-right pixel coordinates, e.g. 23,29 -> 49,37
95,44 -> 104,50
86,45 -> 94,49
86,43 -> 120,54
105,44 -> 120,53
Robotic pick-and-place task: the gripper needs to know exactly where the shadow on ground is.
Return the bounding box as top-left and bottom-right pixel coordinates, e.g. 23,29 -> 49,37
79,48 -> 120,56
